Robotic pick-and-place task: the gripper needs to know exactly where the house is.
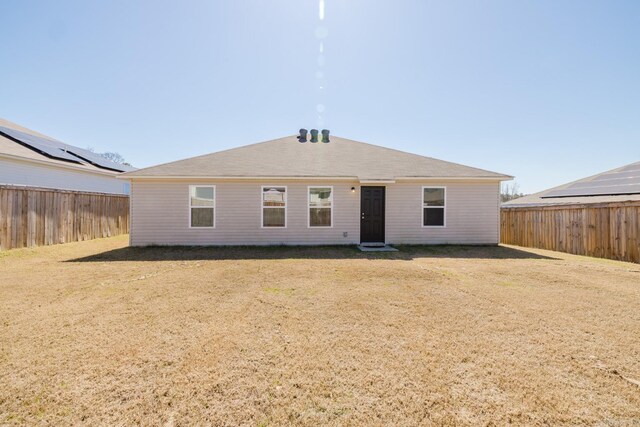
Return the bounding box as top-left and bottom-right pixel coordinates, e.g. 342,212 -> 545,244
501,161 -> 640,263
0,118 -> 134,194
120,130 -> 512,246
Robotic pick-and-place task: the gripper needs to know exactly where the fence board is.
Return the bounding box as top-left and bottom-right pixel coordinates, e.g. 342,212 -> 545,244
501,202 -> 640,263
0,186 -> 129,250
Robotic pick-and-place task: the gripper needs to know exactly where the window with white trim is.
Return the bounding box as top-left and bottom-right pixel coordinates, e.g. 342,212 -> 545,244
262,186 -> 286,227
309,186 -> 332,227
422,187 -> 445,227
190,185 -> 215,228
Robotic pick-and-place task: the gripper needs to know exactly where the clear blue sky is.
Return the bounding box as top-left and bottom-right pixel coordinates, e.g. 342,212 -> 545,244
1,0 -> 639,193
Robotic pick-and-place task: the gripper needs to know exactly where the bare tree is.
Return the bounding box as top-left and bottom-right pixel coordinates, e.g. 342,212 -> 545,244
99,152 -> 127,164
86,147 -> 131,166
501,182 -> 525,203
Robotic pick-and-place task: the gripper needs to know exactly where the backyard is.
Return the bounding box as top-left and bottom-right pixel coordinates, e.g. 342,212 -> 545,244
1,236 -> 639,426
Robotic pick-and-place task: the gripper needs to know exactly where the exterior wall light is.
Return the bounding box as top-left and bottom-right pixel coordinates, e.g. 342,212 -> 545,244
351,187 -> 356,193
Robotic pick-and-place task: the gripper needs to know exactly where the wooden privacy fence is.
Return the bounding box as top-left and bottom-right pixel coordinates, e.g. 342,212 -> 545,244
0,185 -> 129,250
501,201 -> 640,263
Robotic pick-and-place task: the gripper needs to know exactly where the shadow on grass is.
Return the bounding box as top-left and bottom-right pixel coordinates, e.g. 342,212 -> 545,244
67,244 -> 559,262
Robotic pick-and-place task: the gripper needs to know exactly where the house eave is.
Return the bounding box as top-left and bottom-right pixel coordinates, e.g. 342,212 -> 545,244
119,175 -> 356,181
395,176 -> 513,181
119,175 -> 511,181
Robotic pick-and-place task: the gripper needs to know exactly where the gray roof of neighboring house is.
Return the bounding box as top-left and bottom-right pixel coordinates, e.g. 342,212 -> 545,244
122,135 -> 511,180
0,117 -> 135,174
503,160 -> 640,208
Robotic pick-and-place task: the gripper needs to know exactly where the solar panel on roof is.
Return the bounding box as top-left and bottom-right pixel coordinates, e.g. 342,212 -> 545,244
543,184 -> 640,198
620,163 -> 640,172
593,170 -> 640,181
0,125 -> 134,172
0,126 -> 85,164
569,178 -> 633,188
543,163 -> 640,198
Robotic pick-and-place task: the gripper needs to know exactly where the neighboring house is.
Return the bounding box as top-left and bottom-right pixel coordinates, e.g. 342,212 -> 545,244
502,161 -> 640,208
501,161 -> 640,263
120,130 -> 512,246
0,118 -> 135,194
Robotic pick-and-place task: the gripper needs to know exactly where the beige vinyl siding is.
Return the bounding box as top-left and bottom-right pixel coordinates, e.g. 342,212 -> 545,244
0,157 -> 126,194
130,180 -> 360,246
129,179 -> 500,246
386,181 -> 500,244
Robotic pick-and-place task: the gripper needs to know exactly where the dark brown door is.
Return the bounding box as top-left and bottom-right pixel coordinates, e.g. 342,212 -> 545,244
360,186 -> 385,243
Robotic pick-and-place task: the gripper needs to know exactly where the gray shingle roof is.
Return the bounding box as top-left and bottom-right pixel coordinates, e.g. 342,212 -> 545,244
122,135 -> 511,180
503,160 -> 640,207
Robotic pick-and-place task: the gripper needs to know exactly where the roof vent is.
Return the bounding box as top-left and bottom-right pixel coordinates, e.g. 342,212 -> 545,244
321,129 -> 330,143
298,128 -> 308,143
310,129 -> 319,143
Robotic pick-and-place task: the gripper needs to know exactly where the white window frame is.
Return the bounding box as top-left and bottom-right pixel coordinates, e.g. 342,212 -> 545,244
307,186 -> 334,228
261,185 -> 287,228
421,186 -> 446,228
189,185 -> 216,229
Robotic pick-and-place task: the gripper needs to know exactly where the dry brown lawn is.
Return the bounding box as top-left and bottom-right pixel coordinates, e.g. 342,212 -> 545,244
1,236 -> 639,426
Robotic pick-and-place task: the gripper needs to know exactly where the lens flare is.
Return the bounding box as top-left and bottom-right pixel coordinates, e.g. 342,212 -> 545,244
317,0 -> 327,129
315,26 -> 328,39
